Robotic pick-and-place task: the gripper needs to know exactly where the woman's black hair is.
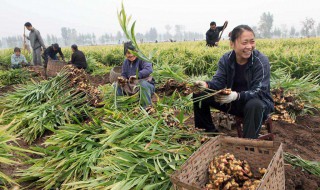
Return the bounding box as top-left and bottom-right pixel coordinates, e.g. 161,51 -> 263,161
124,41 -> 136,55
14,47 -> 21,52
229,25 -> 255,42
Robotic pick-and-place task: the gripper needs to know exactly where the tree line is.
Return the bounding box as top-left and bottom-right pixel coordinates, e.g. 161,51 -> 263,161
0,25 -> 203,49
254,13 -> 320,38
1,15 -> 320,49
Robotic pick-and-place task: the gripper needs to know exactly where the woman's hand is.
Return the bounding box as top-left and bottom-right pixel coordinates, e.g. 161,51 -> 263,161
118,76 -> 126,83
194,81 -> 208,88
129,75 -> 137,83
215,91 -> 238,104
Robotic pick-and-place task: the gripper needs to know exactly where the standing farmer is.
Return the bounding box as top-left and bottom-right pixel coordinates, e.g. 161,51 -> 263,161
24,22 -> 46,66
206,21 -> 228,47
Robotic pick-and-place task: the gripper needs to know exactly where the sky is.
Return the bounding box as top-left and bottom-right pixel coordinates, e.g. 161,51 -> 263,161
0,0 -> 319,38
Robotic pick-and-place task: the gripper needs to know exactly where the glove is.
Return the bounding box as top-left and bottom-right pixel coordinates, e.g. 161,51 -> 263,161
194,81 -> 208,88
129,75 -> 137,83
215,91 -> 238,104
118,76 -> 126,83
20,61 -> 26,67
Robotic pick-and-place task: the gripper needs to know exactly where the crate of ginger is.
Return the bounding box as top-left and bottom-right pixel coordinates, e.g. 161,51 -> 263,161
170,136 -> 285,190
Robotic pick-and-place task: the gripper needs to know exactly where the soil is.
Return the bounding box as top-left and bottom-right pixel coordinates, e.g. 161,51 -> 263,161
87,73 -> 110,87
185,111 -> 320,190
0,84 -> 15,96
285,165 -> 320,190
25,66 -> 46,80
271,114 -> 320,189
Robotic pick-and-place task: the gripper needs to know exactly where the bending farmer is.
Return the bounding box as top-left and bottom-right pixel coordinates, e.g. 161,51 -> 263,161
43,43 -> 65,68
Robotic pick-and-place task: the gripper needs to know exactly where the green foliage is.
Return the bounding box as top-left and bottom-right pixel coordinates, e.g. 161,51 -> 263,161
284,152 -> 320,177
17,84 -> 202,189
0,69 -> 33,87
152,61 -> 188,83
85,56 -> 111,75
2,38 -> 319,81
117,3 -> 156,64
17,120 -> 105,189
0,127 -> 18,186
0,70 -> 91,143
271,68 -> 320,110
0,127 -> 40,187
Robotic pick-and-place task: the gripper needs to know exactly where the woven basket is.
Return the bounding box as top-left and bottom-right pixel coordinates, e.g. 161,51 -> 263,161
46,60 -> 67,77
109,66 -> 122,83
170,136 -> 285,190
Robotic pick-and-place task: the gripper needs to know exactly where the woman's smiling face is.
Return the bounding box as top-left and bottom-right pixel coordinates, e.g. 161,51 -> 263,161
230,30 -> 255,64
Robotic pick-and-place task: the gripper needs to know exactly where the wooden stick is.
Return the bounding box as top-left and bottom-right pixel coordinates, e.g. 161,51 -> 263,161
217,21 -> 228,42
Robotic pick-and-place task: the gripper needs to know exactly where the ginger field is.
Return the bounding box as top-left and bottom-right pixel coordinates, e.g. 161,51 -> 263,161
0,38 -> 319,189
